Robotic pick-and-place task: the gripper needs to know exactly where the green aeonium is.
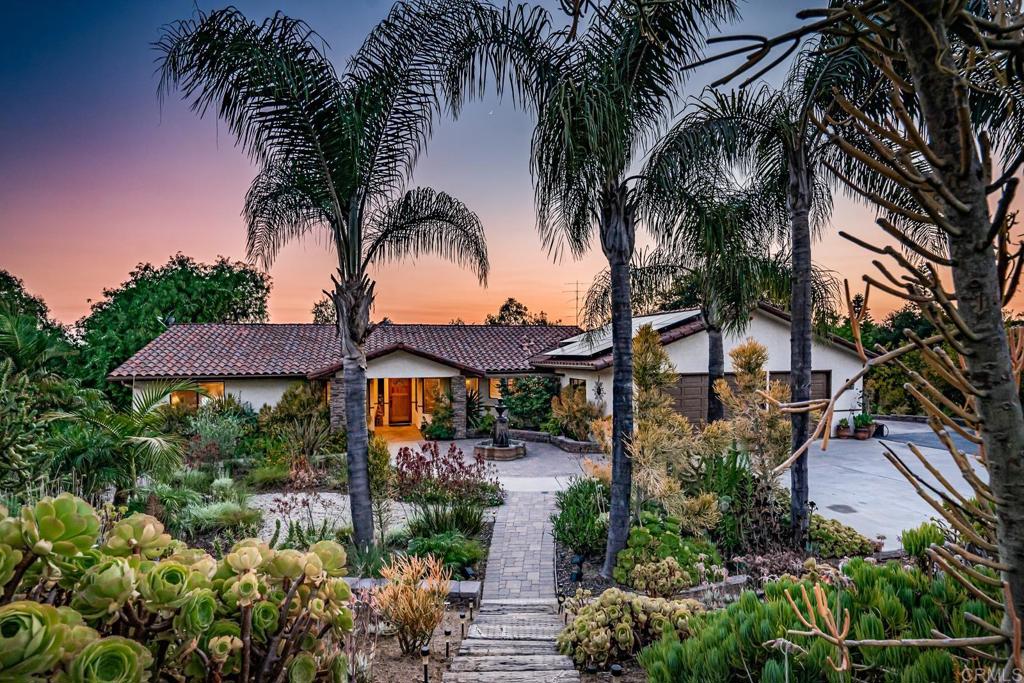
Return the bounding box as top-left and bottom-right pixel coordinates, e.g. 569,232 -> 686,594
0,600 -> 67,680
62,636 -> 153,683
20,494 -> 100,557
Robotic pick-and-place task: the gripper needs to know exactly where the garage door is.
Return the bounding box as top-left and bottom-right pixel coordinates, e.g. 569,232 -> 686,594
665,371 -> 830,426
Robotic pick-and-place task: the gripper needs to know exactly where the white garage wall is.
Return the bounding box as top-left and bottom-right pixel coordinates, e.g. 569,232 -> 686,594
558,310 -> 865,429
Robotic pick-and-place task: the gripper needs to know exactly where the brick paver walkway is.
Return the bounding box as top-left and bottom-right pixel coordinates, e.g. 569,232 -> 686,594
444,491 -> 578,682
482,491 -> 555,600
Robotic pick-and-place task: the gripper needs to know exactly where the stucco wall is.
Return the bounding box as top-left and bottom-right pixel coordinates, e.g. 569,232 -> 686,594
557,310 -> 865,429
132,377 -> 298,412
364,350 -> 462,379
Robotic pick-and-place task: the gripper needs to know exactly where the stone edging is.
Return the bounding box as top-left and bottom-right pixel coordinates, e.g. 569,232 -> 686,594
508,429 -> 603,453
342,576 -> 482,600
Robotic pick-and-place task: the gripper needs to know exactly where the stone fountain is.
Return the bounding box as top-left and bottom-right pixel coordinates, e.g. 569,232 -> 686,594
474,399 -> 526,461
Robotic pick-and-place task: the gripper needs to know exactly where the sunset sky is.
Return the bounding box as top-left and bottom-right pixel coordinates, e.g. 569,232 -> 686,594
1,1 -> 923,327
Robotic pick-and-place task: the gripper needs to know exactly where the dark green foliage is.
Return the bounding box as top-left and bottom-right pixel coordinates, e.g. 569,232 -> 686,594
182,500 -> 262,535
700,447 -> 785,554
501,375 -> 560,430
407,531 -> 485,578
74,254 -> 270,405
273,517 -> 350,550
551,477 -> 610,557
484,297 -> 557,325
613,512 -> 722,586
367,433 -> 393,497
407,500 -> 485,538
640,559 -> 995,682
853,412 -> 874,429
420,388 -> 455,440
465,389 -> 484,429
346,543 -> 393,579
0,359 -> 45,489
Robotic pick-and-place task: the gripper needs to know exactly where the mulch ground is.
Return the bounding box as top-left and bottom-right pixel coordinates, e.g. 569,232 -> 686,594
554,541 -> 627,599
364,603 -> 474,683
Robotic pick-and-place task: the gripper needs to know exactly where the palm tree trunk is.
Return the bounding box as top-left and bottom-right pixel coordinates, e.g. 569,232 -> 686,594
334,274 -> 376,549
892,1 -> 1024,620
706,324 -> 725,423
600,191 -> 636,579
342,354 -> 374,548
787,154 -> 813,550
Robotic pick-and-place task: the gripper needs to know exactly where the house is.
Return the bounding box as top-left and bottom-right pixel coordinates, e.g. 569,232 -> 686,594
531,303 -> 866,429
109,304 -> 865,436
109,322 -> 581,438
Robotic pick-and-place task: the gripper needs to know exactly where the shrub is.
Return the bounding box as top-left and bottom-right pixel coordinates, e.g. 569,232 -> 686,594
182,501 -> 262,535
639,559 -> 998,683
394,442 -> 504,506
376,555 -> 450,654
474,412 -> 496,435
185,405 -> 249,467
0,495 -> 353,682
551,477 -> 609,557
809,513 -> 875,558
613,512 -> 724,589
407,500 -> 485,538
901,521 -> 945,566
367,433 -> 393,497
407,531 -> 485,578
556,587 -> 703,668
246,462 -> 291,490
550,385 -> 602,441
465,389 -> 484,430
420,387 -> 455,440
500,375 -> 560,429
347,542 -> 393,579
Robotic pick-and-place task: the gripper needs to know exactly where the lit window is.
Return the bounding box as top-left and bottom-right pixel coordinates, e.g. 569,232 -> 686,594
168,381 -> 225,408
465,377 -> 480,397
423,378 -> 449,413
489,378 -> 515,399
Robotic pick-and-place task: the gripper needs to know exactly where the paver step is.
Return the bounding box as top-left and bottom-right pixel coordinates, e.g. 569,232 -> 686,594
467,623 -> 564,640
443,670 -> 580,682
450,654 -> 575,672
471,614 -> 562,626
479,599 -> 557,612
458,638 -> 559,656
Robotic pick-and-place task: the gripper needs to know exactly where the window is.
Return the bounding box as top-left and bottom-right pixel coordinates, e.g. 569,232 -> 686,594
489,377 -> 515,399
422,378 -> 450,413
465,377 -> 480,396
168,381 -> 225,408
569,378 -> 586,394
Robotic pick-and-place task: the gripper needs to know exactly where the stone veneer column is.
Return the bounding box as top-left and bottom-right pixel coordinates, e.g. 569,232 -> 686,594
451,376 -> 467,438
328,375 -> 346,430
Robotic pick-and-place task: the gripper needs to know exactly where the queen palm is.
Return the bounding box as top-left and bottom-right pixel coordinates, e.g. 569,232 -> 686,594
157,6 -> 490,547
645,43 -> 873,545
449,0 -> 738,576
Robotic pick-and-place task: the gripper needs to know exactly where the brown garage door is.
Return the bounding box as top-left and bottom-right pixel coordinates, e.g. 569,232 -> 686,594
665,371 -> 830,426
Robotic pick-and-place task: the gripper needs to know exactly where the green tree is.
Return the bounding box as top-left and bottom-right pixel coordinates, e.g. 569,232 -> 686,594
484,297 -> 558,325
157,6 -> 490,548
74,254 -> 270,405
0,270 -> 58,330
311,295 -> 335,325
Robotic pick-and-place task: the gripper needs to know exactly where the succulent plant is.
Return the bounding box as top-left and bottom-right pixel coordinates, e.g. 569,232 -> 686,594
62,636 -> 153,683
102,514 -> 172,559
0,493 -> 355,682
138,561 -> 193,612
19,494 -> 100,557
557,587 -> 702,668
70,558 -> 136,622
613,515 -> 724,591
287,651 -> 318,683
0,600 -> 68,679
630,557 -> 691,598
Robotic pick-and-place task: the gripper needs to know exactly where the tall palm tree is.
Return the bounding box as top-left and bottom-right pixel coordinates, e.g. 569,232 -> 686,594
645,47 -> 873,546
157,6 -> 490,548
449,0 -> 738,577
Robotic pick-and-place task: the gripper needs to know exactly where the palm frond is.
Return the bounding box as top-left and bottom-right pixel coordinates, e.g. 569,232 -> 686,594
362,187 -> 489,284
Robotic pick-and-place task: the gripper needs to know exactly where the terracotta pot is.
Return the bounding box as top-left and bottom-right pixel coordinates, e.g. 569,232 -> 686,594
854,427 -> 872,440
835,426 -> 851,439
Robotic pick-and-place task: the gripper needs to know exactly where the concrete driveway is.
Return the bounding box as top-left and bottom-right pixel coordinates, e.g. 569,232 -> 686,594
797,421 -> 981,549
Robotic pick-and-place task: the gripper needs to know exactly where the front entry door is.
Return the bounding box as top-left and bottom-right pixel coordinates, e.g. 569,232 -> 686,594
389,378 -> 412,424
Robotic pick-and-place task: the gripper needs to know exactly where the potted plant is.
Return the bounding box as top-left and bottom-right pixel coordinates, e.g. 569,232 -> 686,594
835,417 -> 851,439
853,412 -> 874,440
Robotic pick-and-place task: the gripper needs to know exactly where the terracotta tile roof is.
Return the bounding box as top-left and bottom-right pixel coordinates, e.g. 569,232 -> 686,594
109,322 -> 582,380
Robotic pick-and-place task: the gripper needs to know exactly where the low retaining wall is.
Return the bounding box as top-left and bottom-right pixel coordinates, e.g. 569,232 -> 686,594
508,429 -> 603,454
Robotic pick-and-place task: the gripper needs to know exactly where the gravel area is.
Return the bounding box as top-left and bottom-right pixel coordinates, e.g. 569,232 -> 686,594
249,491 -> 414,541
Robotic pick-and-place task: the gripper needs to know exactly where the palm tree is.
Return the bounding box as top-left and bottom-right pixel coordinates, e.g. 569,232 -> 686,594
448,0 -> 738,576
50,381 -> 191,502
156,6 -> 490,547
645,47 -> 873,546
